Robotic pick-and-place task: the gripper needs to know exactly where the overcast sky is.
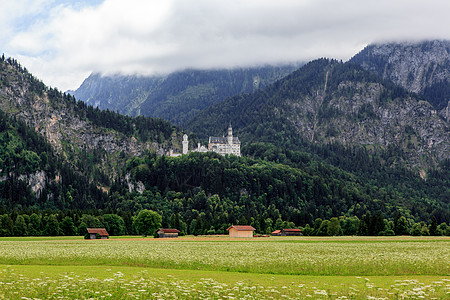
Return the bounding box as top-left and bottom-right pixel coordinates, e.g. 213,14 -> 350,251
2,0 -> 450,91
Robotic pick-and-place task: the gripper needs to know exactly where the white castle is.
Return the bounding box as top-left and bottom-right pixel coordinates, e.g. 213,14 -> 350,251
177,124 -> 241,157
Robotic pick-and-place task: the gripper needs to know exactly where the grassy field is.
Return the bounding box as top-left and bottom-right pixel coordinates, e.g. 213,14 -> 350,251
0,236 -> 448,299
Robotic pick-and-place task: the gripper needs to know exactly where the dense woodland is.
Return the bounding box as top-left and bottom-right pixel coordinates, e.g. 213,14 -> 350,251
0,55 -> 449,237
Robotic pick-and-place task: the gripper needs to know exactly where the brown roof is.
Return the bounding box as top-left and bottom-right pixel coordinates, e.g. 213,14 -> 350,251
282,228 -> 302,232
227,225 -> 256,231
271,230 -> 281,234
158,228 -> 180,233
87,228 -> 109,236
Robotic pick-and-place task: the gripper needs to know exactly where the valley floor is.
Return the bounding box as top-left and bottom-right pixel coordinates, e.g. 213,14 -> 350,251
0,236 -> 448,299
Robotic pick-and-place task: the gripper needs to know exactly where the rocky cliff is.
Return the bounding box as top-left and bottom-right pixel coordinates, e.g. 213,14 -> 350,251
0,58 -> 176,179
350,40 -> 450,110
283,62 -> 448,169
187,59 -> 449,170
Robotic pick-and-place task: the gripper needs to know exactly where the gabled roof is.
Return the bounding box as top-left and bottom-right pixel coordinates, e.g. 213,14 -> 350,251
282,228 -> 302,232
157,228 -> 180,233
227,225 -> 256,231
87,228 -> 109,236
271,230 -> 281,234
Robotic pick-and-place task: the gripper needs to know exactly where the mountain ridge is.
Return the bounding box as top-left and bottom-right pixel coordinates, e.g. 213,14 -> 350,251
186,58 -> 449,170
350,40 -> 450,110
71,65 -> 301,125
0,54 -> 448,229
0,57 -> 179,181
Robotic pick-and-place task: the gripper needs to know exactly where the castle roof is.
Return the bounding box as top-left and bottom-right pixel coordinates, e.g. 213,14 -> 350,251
209,137 -> 240,144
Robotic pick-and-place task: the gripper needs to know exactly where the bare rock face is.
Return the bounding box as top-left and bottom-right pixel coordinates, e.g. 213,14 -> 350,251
1,89 -> 146,158
351,40 -> 450,113
351,40 -> 450,93
0,60 -> 173,180
279,62 -> 449,169
18,171 -> 46,198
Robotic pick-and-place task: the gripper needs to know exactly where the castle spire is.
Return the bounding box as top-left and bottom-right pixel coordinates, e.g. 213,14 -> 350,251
227,122 -> 233,145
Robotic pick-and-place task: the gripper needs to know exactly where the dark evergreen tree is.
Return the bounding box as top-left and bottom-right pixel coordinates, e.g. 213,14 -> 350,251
429,216 -> 438,236
60,216 -> 76,236
43,215 -> 60,236
394,216 -> 410,236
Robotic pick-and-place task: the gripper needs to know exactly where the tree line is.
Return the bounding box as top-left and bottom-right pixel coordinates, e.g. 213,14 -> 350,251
1,209 -> 448,237
1,54 -> 448,237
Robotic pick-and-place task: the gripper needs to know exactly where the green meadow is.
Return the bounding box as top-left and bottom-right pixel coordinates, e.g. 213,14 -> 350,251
0,236 -> 448,299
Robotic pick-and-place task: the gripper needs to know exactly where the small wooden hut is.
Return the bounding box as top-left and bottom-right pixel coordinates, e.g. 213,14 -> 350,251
86,228 -> 109,239
280,228 -> 302,236
156,228 -> 180,238
227,225 -> 255,238
271,229 -> 282,236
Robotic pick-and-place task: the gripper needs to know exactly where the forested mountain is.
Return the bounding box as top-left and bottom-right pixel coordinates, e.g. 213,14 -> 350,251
186,59 -> 449,170
183,59 -> 449,226
71,65 -> 300,125
0,108 -> 108,210
350,40 -> 450,111
0,54 -> 448,237
0,56 -> 179,199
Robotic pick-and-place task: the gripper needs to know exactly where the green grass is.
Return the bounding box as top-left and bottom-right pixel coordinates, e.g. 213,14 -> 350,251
0,236 -> 83,241
0,236 -> 447,276
0,236 -> 448,299
0,265 -> 448,299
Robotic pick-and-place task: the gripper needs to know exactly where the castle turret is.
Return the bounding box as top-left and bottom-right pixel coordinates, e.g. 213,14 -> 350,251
227,124 -> 233,145
182,134 -> 189,154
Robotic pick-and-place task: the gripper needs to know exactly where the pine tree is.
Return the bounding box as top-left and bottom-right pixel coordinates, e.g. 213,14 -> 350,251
430,216 -> 438,236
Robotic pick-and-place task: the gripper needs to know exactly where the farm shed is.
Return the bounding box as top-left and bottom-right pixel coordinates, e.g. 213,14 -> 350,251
87,228 -> 109,239
281,228 -> 302,236
227,225 -> 255,238
156,228 -> 180,238
271,230 -> 282,236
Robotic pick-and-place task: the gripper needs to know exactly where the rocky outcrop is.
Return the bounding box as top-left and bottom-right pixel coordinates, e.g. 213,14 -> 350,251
18,171 -> 46,199
350,40 -> 450,110
282,67 -> 449,168
351,40 -> 450,93
0,59 -> 174,180
0,85 -> 147,158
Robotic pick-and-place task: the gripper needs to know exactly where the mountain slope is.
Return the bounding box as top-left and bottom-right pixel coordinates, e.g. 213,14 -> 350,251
186,59 -> 449,169
0,56 -> 179,181
350,40 -> 450,110
0,104 -> 108,210
71,65 -> 300,125
0,56 -> 448,227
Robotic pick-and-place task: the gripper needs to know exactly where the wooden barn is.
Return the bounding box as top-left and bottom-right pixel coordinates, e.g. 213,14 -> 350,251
227,225 -> 255,238
280,228 -> 302,236
87,228 -> 109,239
156,228 -> 180,238
271,230 -> 282,236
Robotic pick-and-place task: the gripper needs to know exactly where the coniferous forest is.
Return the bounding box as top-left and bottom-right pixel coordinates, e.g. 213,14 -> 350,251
0,54 -> 449,237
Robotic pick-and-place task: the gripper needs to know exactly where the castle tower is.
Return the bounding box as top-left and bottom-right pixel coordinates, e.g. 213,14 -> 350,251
182,134 -> 189,154
227,123 -> 233,145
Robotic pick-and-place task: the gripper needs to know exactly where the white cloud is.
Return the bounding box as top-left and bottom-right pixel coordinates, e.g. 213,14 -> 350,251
4,0 -> 450,91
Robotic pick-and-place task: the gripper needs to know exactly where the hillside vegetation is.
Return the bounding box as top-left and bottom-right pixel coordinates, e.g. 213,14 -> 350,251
0,53 -> 448,237
187,59 -> 449,169
72,65 -> 299,125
